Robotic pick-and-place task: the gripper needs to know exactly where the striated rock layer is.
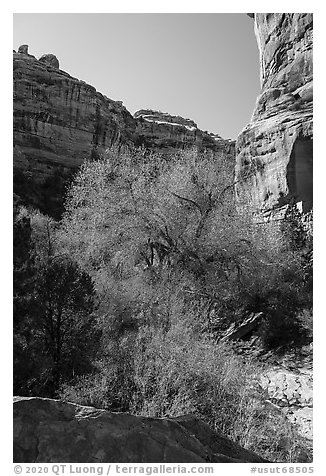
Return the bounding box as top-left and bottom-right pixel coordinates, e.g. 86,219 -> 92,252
13,46 -> 136,216
134,109 -> 235,155
13,397 -> 267,463
236,14 -> 313,213
13,47 -> 234,217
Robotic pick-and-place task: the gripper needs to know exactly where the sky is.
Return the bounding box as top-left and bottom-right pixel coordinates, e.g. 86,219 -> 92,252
13,13 -> 261,139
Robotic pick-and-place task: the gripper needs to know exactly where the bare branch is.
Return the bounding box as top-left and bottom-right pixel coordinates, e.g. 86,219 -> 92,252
214,182 -> 235,205
168,190 -> 202,214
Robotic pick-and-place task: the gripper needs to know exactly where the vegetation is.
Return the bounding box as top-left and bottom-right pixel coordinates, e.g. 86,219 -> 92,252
14,208 -> 98,396
13,146 -> 313,462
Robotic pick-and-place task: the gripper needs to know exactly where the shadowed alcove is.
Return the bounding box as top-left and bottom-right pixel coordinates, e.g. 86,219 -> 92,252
286,135 -> 313,212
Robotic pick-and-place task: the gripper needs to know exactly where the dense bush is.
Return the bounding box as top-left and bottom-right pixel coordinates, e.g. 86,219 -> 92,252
14,146 -> 313,462
60,319 -> 311,462
58,146 -> 312,347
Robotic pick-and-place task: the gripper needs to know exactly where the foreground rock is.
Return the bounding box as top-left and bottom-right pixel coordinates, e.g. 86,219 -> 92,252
236,14 -> 313,214
14,397 -> 267,463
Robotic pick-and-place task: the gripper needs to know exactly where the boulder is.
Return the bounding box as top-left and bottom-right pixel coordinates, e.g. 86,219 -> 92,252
236,14 -> 313,214
18,44 -> 29,54
39,53 -> 60,69
220,312 -> 264,342
14,397 -> 268,463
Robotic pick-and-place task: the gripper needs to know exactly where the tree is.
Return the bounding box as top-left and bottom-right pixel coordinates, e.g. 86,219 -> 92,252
257,202 -> 313,349
57,146 -> 313,462
13,206 -> 33,326
59,147 -> 268,331
13,206 -> 37,395
58,145 -> 313,351
13,208 -> 98,397
34,257 -> 97,395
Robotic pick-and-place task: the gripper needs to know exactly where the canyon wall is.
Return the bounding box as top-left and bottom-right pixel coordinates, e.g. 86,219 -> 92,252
235,14 -> 313,214
134,109 -> 234,155
13,46 -> 136,216
13,47 -> 234,217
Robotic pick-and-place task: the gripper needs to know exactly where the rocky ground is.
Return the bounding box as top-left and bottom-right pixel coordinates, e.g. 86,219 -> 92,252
260,346 -> 313,440
221,313 -> 313,444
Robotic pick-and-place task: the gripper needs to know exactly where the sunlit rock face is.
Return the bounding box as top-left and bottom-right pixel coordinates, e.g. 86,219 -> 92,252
13,47 -> 136,217
134,109 -> 235,156
235,14 -> 313,213
13,46 -> 234,218
261,367 -> 313,440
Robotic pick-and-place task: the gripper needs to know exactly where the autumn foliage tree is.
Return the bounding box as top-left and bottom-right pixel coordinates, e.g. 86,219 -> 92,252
58,145 -> 309,342
14,145 -> 313,462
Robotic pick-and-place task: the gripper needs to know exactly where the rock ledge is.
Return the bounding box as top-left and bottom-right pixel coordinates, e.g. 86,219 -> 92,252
14,397 -> 267,463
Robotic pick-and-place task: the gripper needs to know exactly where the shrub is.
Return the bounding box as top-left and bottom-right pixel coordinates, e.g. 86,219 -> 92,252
59,145 -> 305,342
60,319 -> 311,462
36,145 -> 313,462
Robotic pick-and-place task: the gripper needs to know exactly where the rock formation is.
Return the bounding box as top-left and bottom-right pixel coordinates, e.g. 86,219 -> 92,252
236,14 -> 313,214
18,44 -> 29,55
13,47 -> 137,216
39,53 -> 60,69
220,312 -> 264,342
134,109 -> 234,155
14,397 -> 267,463
13,48 -> 234,217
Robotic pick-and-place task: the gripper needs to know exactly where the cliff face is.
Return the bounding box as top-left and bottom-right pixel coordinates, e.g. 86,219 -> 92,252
14,48 -> 234,217
134,109 -> 235,155
13,47 -> 136,216
235,14 -> 313,213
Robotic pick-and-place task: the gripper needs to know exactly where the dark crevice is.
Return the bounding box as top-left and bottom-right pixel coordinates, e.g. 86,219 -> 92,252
278,135 -> 313,212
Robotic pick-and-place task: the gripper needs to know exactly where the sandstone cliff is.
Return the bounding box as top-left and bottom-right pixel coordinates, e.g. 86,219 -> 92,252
13,46 -> 136,216
13,397 -> 267,463
236,14 -> 313,214
134,109 -> 235,155
13,47 -> 234,218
